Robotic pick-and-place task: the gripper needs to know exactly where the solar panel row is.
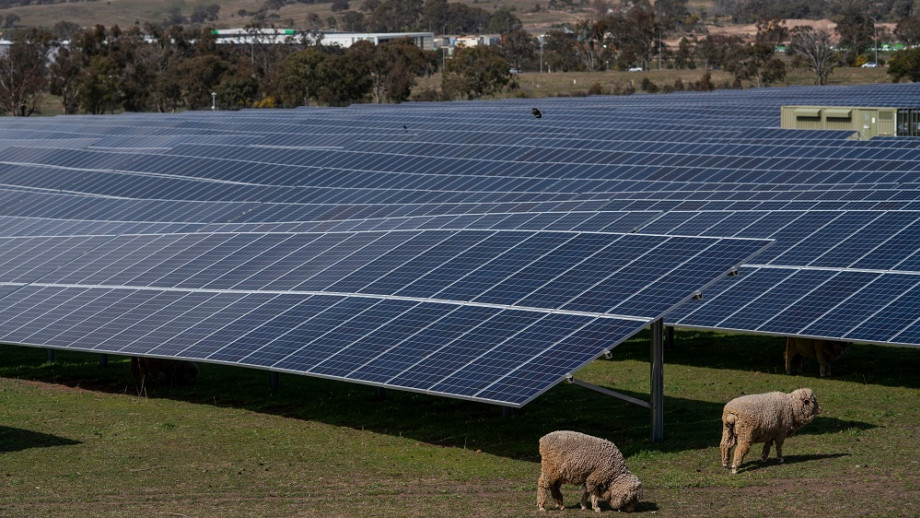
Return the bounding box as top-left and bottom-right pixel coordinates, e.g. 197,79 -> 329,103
2,81 -> 920,408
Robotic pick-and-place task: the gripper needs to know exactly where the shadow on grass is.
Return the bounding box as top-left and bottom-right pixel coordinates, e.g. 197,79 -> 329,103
555,501 -> 660,513
617,329 -> 920,390
0,425 -> 80,452
733,452 -> 852,474
0,344 -> 877,462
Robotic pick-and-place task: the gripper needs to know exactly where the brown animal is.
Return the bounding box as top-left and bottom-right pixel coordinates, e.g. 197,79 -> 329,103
537,430 -> 642,512
131,356 -> 199,393
720,388 -> 821,474
785,337 -> 849,377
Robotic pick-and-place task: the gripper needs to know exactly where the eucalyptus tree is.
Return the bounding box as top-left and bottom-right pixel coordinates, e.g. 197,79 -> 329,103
789,26 -> 838,85
0,28 -> 55,116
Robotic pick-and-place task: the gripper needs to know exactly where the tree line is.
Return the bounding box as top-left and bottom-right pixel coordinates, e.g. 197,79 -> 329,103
5,0 -> 920,116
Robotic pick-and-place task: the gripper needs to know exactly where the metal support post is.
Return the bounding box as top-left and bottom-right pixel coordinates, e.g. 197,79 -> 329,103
269,371 -> 280,390
650,318 -> 664,442
46,349 -> 56,364
99,354 -> 109,368
666,325 -> 675,350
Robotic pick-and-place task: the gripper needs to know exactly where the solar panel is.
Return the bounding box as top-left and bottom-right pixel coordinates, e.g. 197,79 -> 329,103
0,228 -> 766,406
3,81 -> 920,411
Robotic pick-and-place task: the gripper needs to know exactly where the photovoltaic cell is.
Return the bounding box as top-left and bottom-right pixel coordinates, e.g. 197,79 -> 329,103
3,81 -> 920,407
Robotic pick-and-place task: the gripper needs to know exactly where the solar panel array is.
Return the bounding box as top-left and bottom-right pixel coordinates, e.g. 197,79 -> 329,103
2,81 -> 920,406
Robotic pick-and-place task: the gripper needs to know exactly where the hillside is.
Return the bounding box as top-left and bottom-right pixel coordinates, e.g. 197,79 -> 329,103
2,0 -> 587,33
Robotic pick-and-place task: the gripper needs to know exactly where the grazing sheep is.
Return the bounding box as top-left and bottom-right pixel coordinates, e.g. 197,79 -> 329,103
784,337 -> 849,377
720,388 -> 821,474
131,356 -> 199,393
537,430 -> 642,513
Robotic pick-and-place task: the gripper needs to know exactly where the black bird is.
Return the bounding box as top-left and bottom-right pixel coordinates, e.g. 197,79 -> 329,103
403,124 -> 408,132
532,108 -> 542,118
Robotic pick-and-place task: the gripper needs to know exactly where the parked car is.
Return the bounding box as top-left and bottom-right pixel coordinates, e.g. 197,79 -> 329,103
861,62 -> 878,68
628,67 -> 643,72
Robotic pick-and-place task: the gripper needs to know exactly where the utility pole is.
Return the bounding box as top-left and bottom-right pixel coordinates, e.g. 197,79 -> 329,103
874,19 -> 878,65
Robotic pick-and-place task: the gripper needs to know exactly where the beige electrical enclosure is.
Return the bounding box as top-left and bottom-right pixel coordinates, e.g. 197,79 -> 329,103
780,105 -> 906,139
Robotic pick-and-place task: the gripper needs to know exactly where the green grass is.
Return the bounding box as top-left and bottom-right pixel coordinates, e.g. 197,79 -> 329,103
2,330 -> 920,516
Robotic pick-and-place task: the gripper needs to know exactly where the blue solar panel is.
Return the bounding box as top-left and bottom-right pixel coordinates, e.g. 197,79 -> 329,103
4,81 -> 920,409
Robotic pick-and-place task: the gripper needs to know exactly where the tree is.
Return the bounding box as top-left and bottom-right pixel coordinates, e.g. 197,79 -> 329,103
674,36 -> 696,69
278,47 -> 328,106
697,34 -> 743,70
162,7 -> 189,28
178,54 -> 229,109
191,4 -> 221,24
48,45 -> 82,114
338,10 -> 367,32
108,25 -> 159,112
444,2 -> 490,34
487,9 -> 522,34
0,28 -> 54,116
655,0 -> 688,33
575,19 -> 604,72
789,26 -> 838,85
441,46 -> 511,100
368,0 -> 423,32
835,5 -> 875,64
895,15 -> 920,47
599,5 -> 659,70
216,65 -> 260,109
315,51 -> 372,105
78,55 -> 122,114
348,38 -> 428,103
422,0 -> 450,34
541,29 -> 579,72
52,20 -> 82,41
3,13 -> 20,29
887,47 -> 920,82
755,17 -> 789,45
497,28 -> 537,72
725,42 -> 786,87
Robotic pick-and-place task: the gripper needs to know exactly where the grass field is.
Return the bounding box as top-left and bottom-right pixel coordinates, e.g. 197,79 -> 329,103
2,329 -> 919,517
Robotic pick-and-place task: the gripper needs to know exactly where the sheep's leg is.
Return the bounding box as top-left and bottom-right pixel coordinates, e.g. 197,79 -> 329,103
761,440 -> 772,461
579,485 -> 589,511
550,483 -> 564,510
817,352 -> 830,377
731,439 -> 751,474
774,438 -> 785,464
720,418 -> 736,468
784,345 -> 794,374
590,492 -> 601,513
536,473 -> 555,511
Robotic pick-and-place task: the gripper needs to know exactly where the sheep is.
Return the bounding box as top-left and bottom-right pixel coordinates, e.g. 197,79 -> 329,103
537,430 -> 642,513
784,337 -> 849,377
130,357 -> 199,395
720,388 -> 821,474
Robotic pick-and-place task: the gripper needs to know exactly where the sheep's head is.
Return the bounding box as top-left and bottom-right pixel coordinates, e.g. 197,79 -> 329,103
605,472 -> 642,512
791,388 -> 821,425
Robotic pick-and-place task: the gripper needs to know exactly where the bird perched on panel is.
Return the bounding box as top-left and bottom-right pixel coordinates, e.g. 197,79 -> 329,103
532,108 -> 542,118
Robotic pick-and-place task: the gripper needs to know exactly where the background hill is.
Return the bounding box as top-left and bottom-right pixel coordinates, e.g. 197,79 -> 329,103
4,0 -> 584,33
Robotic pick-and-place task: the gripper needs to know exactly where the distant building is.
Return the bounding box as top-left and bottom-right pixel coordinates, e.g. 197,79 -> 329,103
211,29 -> 436,51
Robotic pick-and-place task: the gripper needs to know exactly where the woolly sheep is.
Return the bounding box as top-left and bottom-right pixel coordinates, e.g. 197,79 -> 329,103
784,337 -> 849,377
720,388 -> 821,474
537,430 -> 642,513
